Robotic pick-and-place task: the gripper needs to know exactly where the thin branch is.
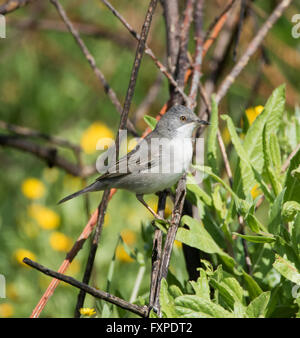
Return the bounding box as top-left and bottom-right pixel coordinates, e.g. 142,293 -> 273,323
0,120 -> 81,153
215,0 -> 293,104
0,134 -> 95,177
188,0 -> 204,109
0,0 -> 34,15
172,0 -> 194,105
101,0 -> 190,105
30,209 -> 99,318
49,0 -> 138,137
149,191 -> 167,313
281,142 -> 300,173
24,257 -> 148,318
160,0 -> 180,75
74,189 -> 111,317
155,176 -> 187,309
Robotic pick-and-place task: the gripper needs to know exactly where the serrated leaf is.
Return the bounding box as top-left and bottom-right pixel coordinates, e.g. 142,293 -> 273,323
233,232 -> 275,243
244,84 -> 285,174
246,291 -> 271,318
273,254 -> 300,285
222,114 -> 273,201
189,269 -> 210,300
210,277 -> 245,310
178,215 -> 235,269
175,295 -> 233,318
143,115 -> 157,130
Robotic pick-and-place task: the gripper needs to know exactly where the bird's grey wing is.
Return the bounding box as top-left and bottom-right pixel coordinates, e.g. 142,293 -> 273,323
96,135 -> 159,181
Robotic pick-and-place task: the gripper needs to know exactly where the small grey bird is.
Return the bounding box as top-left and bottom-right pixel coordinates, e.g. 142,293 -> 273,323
59,105 -> 209,218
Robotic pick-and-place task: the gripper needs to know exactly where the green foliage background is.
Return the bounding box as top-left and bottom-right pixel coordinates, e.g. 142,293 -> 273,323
0,0 -> 299,318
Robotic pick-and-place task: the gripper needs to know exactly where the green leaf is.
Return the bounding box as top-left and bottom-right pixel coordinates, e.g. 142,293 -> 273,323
143,115 -> 157,130
221,114 -> 273,201
282,201 -> 300,222
178,215 -> 235,269
159,278 -> 179,318
210,277 -> 245,310
246,292 -> 271,318
175,295 -> 233,318
186,174 -> 212,206
242,270 -> 263,301
243,84 -> 285,174
233,233 -> 275,243
207,94 -> 219,173
269,133 -> 282,176
284,148 -> 300,203
273,254 -> 300,284
189,269 -> 210,300
268,188 -> 286,235
245,213 -> 267,234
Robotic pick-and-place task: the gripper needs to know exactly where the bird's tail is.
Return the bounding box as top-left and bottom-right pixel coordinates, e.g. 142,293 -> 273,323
58,181 -> 99,204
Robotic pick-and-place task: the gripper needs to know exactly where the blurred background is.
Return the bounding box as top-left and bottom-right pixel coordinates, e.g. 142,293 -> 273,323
0,0 -> 299,317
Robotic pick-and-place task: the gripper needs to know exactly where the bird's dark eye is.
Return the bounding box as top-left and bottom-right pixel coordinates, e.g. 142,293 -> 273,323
180,115 -> 186,121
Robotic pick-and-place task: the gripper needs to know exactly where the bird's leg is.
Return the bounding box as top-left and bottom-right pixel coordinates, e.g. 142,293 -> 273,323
136,194 -> 164,220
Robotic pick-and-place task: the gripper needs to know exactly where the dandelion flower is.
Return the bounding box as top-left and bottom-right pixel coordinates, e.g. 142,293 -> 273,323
28,204 -> 60,230
49,231 -> 72,252
81,122 -> 114,154
250,184 -> 262,199
79,308 -> 96,317
120,229 -> 136,245
0,303 -> 14,318
245,105 -> 264,126
116,245 -> 134,263
14,248 -> 36,267
21,178 -> 45,200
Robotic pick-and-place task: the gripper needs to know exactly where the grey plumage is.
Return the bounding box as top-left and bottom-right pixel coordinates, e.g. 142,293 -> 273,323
59,105 -> 209,205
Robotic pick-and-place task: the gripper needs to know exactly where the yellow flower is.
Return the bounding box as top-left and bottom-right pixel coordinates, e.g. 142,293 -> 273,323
80,122 -> 114,154
6,284 -> 18,301
28,204 -> 60,230
49,232 -> 72,252
79,308 -> 96,317
116,245 -> 134,263
0,303 -> 14,318
245,105 -> 264,126
251,184 -> 262,199
147,197 -> 173,218
120,229 -> 136,245
21,178 -> 45,200
174,240 -> 182,249
221,126 -> 231,145
14,248 -> 36,267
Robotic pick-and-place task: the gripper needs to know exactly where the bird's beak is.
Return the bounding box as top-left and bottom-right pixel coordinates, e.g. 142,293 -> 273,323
196,118 -> 210,125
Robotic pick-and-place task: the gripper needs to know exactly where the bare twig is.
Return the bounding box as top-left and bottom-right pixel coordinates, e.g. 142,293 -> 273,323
172,0 -> 194,105
101,0 -> 190,105
149,191 -> 167,312
49,0 -> 138,137
0,0 -> 34,15
160,0 -> 180,75
188,0 -> 204,109
0,134 -> 95,177
281,142 -> 300,173
215,0 -> 293,104
30,209 -> 99,318
24,258 -> 148,318
74,189 -> 111,317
